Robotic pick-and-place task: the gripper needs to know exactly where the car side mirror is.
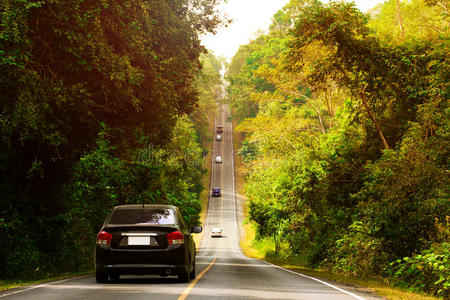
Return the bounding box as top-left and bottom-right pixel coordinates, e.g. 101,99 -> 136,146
191,226 -> 202,234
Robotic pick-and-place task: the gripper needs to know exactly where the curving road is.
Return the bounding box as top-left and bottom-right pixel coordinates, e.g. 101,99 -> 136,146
0,105 -> 380,300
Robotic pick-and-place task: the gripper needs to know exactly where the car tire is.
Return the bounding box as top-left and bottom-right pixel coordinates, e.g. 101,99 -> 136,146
96,271 -> 108,283
190,259 -> 196,279
178,266 -> 191,283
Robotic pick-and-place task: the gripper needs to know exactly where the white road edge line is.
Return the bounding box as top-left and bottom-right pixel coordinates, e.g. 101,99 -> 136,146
0,275 -> 90,298
262,261 -> 366,300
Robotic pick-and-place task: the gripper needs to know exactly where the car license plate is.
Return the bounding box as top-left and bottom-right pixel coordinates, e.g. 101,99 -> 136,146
128,236 -> 150,245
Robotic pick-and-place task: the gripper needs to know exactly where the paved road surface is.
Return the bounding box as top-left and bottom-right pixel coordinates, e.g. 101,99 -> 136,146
0,105 -> 381,300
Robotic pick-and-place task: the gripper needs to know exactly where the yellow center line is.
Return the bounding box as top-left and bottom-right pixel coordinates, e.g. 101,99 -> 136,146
177,257 -> 217,300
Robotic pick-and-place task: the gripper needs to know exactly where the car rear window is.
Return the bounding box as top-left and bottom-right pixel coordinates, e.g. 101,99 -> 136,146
109,208 -> 175,225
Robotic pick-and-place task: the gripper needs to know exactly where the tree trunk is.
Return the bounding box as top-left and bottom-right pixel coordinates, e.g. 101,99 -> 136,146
359,86 -> 390,149
316,106 -> 326,134
274,232 -> 279,254
325,87 -> 333,128
396,0 -> 405,40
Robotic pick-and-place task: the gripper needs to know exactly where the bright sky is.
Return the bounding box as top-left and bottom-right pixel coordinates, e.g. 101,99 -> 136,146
201,0 -> 386,60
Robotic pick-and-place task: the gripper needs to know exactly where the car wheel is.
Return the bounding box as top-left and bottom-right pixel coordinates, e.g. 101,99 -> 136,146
178,265 -> 191,283
96,270 -> 108,283
190,262 -> 196,279
110,274 -> 120,282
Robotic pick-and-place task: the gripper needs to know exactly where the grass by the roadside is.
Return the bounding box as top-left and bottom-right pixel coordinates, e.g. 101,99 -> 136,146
240,221 -> 268,259
0,270 -> 93,292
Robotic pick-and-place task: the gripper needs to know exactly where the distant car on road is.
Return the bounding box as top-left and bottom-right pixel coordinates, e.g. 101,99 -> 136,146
212,187 -> 221,197
216,126 -> 223,133
216,134 -> 222,141
95,204 -> 202,283
215,155 -> 222,163
211,228 -> 223,238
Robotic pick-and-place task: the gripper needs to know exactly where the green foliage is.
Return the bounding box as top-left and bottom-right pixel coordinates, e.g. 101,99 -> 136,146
388,242 -> 450,297
238,140 -> 258,162
368,0 -> 448,44
331,221 -> 385,275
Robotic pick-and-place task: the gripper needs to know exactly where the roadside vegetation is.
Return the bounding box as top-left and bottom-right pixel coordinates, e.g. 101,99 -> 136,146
228,0 -> 449,298
0,0 -> 223,283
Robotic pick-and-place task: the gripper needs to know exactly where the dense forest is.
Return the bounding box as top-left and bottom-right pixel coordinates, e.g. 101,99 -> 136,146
227,0 -> 448,297
0,0 -> 223,280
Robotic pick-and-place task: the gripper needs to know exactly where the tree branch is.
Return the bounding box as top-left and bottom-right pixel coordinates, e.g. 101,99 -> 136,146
396,0 -> 405,41
359,85 -> 390,149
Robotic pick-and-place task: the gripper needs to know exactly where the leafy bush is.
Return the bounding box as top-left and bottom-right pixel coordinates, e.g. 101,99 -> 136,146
330,221 -> 385,276
388,242 -> 450,297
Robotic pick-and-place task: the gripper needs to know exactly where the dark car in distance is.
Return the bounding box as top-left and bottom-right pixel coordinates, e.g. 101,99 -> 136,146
212,187 -> 221,197
95,204 -> 202,283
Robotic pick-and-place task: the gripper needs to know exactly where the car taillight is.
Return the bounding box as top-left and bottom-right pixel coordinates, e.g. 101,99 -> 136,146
167,231 -> 184,245
96,231 -> 112,245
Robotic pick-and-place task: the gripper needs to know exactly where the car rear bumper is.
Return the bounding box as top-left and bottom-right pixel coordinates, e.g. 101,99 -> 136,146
98,263 -> 184,276
95,245 -> 189,275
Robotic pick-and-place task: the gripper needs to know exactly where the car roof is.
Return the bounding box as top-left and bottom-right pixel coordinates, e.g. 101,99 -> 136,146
113,204 -> 178,211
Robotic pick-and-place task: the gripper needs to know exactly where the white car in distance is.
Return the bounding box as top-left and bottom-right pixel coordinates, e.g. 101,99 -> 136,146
215,155 -> 222,163
211,228 -> 223,238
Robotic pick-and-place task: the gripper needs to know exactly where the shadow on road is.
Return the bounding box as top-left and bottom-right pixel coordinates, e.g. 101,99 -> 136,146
108,277 -> 181,285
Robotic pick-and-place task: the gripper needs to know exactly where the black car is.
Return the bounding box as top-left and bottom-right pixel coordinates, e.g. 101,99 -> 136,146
95,204 -> 202,283
212,187 -> 221,197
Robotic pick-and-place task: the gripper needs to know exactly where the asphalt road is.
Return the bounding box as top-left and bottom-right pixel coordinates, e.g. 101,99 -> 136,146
0,105 -> 381,300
